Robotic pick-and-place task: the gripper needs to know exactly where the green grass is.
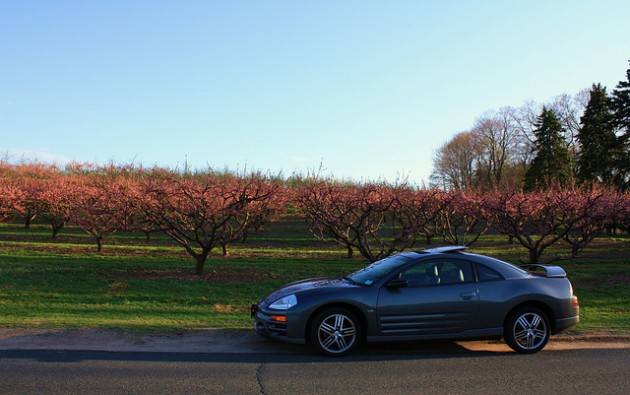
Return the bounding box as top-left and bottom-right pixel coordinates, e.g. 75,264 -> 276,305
0,219 -> 628,333
557,258 -> 630,332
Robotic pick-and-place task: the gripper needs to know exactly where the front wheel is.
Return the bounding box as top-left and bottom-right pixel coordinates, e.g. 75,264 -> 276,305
504,307 -> 550,354
309,307 -> 361,356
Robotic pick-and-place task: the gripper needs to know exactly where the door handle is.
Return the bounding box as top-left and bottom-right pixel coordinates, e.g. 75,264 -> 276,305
460,292 -> 477,300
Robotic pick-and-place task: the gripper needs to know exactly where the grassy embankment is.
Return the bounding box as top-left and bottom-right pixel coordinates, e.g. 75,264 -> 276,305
0,218 -> 628,333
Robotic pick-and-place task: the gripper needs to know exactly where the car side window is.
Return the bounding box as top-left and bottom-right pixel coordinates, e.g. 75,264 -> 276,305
399,260 -> 474,287
476,264 -> 504,281
437,260 -> 474,285
398,262 -> 440,287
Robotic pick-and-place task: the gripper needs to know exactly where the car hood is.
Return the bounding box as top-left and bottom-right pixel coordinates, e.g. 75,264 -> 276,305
263,277 -> 356,304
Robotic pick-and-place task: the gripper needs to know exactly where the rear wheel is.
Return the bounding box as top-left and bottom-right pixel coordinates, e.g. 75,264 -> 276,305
309,307 -> 361,356
504,307 -> 550,354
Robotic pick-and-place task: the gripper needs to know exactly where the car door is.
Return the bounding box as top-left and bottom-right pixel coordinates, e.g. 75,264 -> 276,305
376,259 -> 479,336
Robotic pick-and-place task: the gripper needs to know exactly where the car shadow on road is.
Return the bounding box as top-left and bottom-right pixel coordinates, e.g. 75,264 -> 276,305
0,340 -> 517,364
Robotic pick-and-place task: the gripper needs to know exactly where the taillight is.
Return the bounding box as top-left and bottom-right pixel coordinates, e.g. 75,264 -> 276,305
569,282 -> 578,307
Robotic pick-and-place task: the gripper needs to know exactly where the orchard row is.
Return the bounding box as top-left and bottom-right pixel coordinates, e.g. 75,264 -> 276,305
1,163 -> 629,273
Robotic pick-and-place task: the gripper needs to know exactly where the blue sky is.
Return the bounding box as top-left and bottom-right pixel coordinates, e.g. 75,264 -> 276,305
2,1 -> 629,183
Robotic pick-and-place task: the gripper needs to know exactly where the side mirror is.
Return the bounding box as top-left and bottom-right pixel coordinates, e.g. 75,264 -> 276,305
386,278 -> 408,288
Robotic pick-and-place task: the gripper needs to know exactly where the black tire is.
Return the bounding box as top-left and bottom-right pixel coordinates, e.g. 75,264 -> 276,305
504,307 -> 550,354
308,307 -> 361,356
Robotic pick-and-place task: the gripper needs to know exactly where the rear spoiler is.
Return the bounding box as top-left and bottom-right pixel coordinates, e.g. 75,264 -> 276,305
520,264 -> 567,278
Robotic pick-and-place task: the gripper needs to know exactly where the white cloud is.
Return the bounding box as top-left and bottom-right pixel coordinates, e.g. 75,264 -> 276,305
1,148 -> 73,165
291,155 -> 317,163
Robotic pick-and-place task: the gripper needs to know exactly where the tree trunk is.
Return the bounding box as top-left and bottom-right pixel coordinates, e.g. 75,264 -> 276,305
52,223 -> 64,239
25,210 -> 36,229
195,257 -> 205,276
96,236 -> 103,253
221,243 -> 230,256
346,245 -> 353,259
194,248 -> 212,275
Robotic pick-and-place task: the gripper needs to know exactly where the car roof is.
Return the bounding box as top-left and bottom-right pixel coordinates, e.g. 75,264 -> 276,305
405,246 -> 528,279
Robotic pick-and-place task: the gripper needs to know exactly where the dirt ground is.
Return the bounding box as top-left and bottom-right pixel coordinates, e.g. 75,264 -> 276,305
1,328 -> 629,354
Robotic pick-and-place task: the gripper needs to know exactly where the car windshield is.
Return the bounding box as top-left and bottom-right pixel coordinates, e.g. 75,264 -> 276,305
347,254 -> 415,286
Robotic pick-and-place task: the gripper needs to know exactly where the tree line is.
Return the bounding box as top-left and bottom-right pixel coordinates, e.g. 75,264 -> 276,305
431,61 -> 630,191
1,163 -> 629,273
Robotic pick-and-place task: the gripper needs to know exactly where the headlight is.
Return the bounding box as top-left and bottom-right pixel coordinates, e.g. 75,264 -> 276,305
269,294 -> 297,310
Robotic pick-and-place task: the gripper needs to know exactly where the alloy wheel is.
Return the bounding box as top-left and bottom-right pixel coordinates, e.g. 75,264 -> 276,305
511,311 -> 548,351
317,313 -> 357,354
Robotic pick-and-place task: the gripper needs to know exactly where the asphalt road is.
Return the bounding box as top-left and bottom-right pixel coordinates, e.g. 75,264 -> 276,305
2,345 -> 629,394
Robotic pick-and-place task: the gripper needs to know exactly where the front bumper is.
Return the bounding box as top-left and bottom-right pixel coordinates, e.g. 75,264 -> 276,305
251,303 -> 305,344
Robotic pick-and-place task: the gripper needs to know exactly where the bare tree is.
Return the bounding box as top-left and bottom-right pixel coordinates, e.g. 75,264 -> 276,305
472,107 -> 523,188
431,89 -> 588,190
549,89 -> 589,173
430,131 -> 481,190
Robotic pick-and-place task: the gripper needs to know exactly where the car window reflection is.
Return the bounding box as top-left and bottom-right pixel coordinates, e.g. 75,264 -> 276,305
400,260 -> 474,287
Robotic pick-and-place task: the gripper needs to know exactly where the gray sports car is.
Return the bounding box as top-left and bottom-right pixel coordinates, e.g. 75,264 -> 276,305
251,246 -> 579,356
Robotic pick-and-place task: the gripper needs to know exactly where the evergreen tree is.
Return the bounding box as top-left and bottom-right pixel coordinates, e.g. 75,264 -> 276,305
576,83 -> 616,184
524,107 -> 572,190
611,61 -> 630,189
